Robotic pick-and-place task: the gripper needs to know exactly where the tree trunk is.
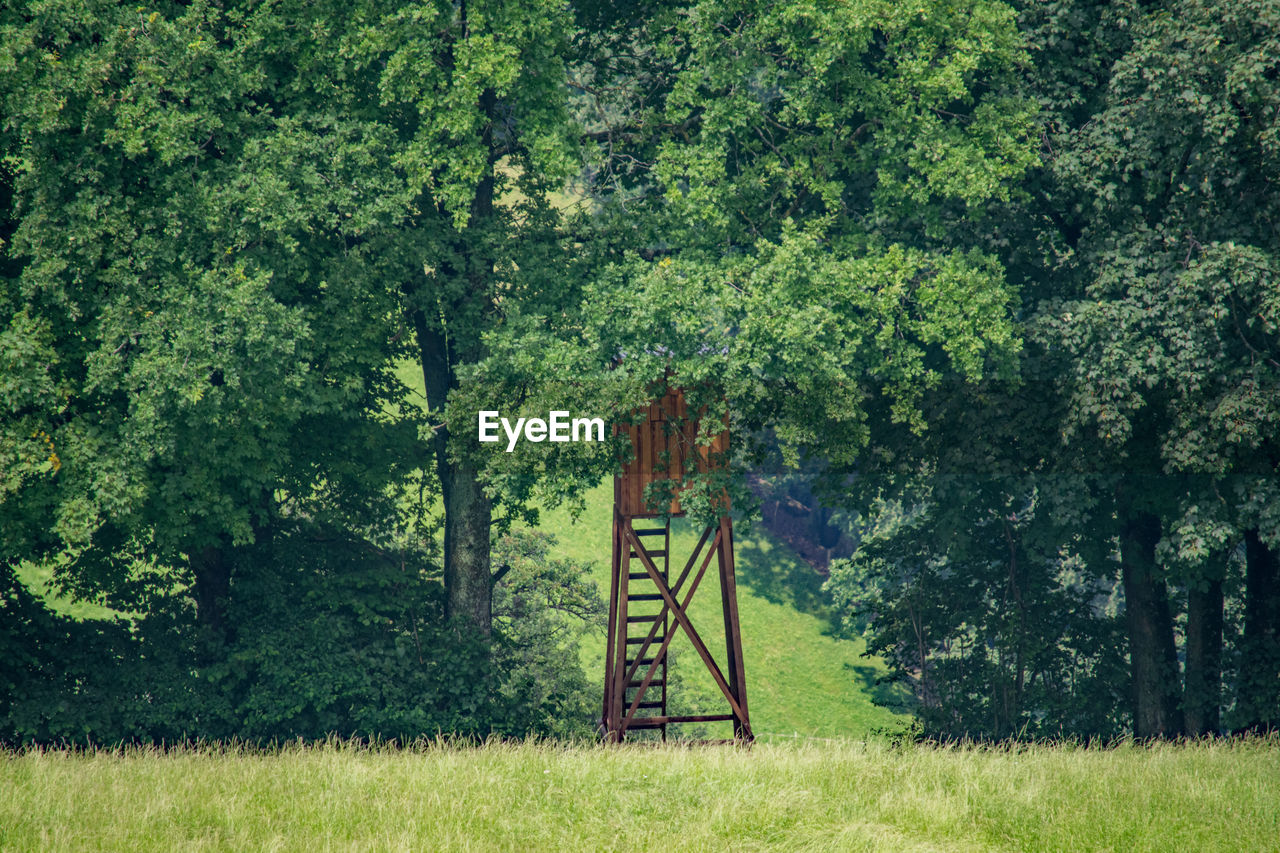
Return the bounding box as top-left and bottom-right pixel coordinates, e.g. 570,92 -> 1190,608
1120,511 -> 1181,738
1238,529 -> 1280,732
441,455 -> 493,635
1183,570 -> 1223,737
414,310 -> 494,638
409,76 -> 499,638
192,543 -> 232,642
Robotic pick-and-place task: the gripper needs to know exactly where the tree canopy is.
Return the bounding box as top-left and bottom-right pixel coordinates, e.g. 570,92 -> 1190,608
2,0 -> 1278,743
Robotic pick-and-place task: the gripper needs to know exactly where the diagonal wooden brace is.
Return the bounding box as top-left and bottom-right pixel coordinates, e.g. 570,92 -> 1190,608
622,524 -> 713,687
622,528 -> 722,729
623,525 -> 748,724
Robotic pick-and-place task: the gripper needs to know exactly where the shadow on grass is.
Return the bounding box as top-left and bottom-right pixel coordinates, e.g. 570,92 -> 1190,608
845,661 -> 915,715
732,524 -> 830,616
669,518 -> 830,616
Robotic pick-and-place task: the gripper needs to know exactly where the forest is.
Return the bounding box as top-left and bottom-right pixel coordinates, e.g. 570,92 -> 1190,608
2,0 -> 1279,747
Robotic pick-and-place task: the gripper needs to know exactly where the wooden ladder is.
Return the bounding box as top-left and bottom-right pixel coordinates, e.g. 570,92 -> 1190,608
616,523 -> 671,737
602,514 -> 749,742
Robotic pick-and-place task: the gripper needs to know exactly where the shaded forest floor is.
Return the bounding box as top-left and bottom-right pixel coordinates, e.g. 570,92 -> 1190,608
4,738 -> 1278,851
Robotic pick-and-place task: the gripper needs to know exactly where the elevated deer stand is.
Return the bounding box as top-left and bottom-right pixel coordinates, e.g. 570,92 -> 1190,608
602,388 -> 752,743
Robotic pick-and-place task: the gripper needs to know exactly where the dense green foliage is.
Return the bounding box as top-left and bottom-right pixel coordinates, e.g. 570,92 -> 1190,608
1,528 -> 597,745
467,0 -> 1035,518
827,0 -> 1280,739
3,0 -> 1278,744
0,0 -> 591,742
1,0 -> 421,594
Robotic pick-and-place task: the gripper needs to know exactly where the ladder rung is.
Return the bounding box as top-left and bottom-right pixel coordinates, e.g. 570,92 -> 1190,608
631,549 -> 667,559
626,658 -> 662,667
630,593 -> 663,602
626,714 -> 734,728
627,636 -> 665,645
627,614 -> 659,623
637,701 -> 664,709
629,572 -> 667,581
633,529 -> 667,537
626,679 -> 665,688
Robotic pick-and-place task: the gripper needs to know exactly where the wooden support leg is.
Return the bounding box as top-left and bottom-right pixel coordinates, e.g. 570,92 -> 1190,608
602,505 -> 621,736
718,516 -> 752,742
608,514 -> 632,742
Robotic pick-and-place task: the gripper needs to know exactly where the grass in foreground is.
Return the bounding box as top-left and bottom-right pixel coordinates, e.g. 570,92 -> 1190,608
3,739 -> 1277,852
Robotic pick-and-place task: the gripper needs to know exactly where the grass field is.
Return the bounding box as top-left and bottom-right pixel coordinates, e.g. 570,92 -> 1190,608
3,738 -> 1278,851
13,560 -> 133,622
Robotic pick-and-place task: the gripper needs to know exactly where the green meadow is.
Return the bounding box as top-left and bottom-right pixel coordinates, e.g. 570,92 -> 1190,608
4,738 -> 1277,852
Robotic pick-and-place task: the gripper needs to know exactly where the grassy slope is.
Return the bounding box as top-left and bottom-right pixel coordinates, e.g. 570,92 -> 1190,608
13,561 -> 132,622
536,484 -> 907,741
4,739 -> 1278,852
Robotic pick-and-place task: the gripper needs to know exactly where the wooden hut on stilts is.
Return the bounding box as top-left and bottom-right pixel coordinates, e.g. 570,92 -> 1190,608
601,386 -> 752,743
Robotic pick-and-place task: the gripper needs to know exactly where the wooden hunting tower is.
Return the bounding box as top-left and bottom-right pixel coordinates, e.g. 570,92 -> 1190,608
602,386 -> 752,742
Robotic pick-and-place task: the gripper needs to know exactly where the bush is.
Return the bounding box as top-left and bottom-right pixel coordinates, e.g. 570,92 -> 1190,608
1,526 -> 603,746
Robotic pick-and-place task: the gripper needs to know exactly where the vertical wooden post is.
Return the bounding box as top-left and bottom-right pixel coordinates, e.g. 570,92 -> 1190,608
718,515 -> 751,741
608,511 -> 632,742
661,520 -> 671,742
601,499 -> 622,737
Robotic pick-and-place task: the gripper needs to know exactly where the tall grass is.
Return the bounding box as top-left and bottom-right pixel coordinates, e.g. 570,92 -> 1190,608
3,738 -> 1277,851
